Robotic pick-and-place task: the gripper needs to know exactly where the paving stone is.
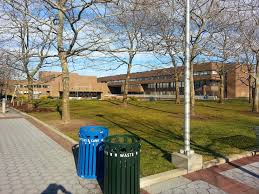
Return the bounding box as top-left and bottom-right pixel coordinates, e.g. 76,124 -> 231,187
0,118 -> 102,194
220,162 -> 259,190
162,180 -> 227,194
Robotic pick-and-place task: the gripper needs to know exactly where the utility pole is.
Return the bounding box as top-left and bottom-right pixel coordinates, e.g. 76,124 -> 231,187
172,0 -> 202,172
183,0 -> 192,156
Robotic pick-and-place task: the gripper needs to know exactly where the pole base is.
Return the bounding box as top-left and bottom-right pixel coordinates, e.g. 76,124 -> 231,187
171,151 -> 203,173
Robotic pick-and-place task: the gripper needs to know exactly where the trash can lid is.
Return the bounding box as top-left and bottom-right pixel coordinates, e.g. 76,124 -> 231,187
79,126 -> 108,138
105,134 -> 140,145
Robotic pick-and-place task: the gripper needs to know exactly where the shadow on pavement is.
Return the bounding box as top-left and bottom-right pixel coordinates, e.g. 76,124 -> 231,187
227,162 -> 259,179
72,144 -> 79,170
41,184 -> 72,194
71,143 -> 104,192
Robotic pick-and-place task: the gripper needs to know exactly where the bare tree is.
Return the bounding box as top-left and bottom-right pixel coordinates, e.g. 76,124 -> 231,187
239,48 -> 256,104
0,50 -> 16,98
0,0 -> 53,109
102,0 -> 155,106
237,0 -> 259,112
206,30 -> 240,103
187,0 -> 224,114
42,0 -> 113,123
147,0 -> 184,104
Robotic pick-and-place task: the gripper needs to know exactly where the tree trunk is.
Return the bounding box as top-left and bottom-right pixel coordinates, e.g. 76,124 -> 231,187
60,53 -> 70,123
219,74 -> 224,104
171,55 -> 180,104
27,76 -> 33,110
248,74 -> 253,104
57,1 -> 70,123
203,84 -> 207,96
123,63 -> 132,107
175,80 -> 180,104
190,64 -> 195,115
253,54 -> 259,112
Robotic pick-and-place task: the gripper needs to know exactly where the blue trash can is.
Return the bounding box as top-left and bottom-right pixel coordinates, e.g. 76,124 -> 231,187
77,125 -> 108,179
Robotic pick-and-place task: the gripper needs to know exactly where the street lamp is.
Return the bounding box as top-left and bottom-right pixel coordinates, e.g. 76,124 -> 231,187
183,0 -> 192,156
172,0 -> 203,172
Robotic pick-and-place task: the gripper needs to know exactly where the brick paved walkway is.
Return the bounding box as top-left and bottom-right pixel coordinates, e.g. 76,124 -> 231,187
144,155 -> 259,194
0,112 -> 102,194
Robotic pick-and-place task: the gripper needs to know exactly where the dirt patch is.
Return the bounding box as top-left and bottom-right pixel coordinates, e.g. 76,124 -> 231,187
47,119 -> 99,133
12,103 -> 54,113
240,110 -> 259,117
191,114 -> 221,120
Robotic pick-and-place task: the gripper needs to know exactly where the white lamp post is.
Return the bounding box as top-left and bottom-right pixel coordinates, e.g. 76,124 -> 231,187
183,0 -> 191,156
171,0 -> 202,172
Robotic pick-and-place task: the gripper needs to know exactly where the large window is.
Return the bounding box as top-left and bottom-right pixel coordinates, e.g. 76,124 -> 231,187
148,83 -> 156,89
162,83 -> 169,88
171,82 -> 175,88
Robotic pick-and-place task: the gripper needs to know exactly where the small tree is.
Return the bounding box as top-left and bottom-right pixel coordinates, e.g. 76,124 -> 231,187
148,0 -> 184,104
43,0 -> 113,122
103,0 -> 155,106
237,0 -> 259,112
0,50 -> 15,98
180,0 -> 224,114
1,0 -> 53,108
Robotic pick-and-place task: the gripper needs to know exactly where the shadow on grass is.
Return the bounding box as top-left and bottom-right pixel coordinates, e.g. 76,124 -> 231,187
96,114 -> 230,162
127,102 -> 181,116
105,100 -> 122,106
199,104 -> 243,112
215,135 -> 257,150
96,114 -> 236,162
96,114 -> 173,162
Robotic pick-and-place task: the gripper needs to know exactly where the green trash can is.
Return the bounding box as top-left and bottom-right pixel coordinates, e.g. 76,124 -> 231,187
104,134 -> 141,194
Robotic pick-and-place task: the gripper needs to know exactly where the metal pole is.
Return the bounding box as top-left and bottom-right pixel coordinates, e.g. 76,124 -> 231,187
184,0 -> 191,155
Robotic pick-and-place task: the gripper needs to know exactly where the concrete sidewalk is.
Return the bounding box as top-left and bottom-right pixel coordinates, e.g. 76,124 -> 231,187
0,109 -> 102,194
144,155 -> 259,194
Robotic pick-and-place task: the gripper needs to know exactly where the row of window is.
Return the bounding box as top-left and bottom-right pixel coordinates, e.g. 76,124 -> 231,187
14,84 -> 50,89
193,71 -> 217,76
147,80 -> 220,90
147,82 -> 185,89
108,71 -> 218,84
128,84 -> 141,88
194,80 -> 219,88
129,75 -> 172,82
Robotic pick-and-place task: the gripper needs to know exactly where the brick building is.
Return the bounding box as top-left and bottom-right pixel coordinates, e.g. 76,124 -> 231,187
3,71 -> 109,99
97,63 -> 250,98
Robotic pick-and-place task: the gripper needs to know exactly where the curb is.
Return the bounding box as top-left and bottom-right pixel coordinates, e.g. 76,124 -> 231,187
10,107 -> 78,145
140,168 -> 187,188
202,151 -> 254,169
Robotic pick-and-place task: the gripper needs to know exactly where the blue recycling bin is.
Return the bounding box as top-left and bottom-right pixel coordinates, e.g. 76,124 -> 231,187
77,126 -> 108,179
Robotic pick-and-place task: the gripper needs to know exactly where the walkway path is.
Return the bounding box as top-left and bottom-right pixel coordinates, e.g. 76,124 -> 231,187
144,155 -> 259,194
0,108 -> 102,194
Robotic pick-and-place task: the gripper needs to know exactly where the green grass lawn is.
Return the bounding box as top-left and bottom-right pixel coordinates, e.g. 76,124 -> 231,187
29,99 -> 258,177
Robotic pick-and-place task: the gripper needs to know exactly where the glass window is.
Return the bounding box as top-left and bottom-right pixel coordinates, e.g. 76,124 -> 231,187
194,72 -> 199,76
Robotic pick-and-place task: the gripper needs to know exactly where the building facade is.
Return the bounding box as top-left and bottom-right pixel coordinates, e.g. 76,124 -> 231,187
97,63 -> 250,98
3,71 -> 109,99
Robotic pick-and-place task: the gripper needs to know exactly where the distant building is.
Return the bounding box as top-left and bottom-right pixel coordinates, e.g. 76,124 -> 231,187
97,63 -> 250,98
3,71 -> 109,99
